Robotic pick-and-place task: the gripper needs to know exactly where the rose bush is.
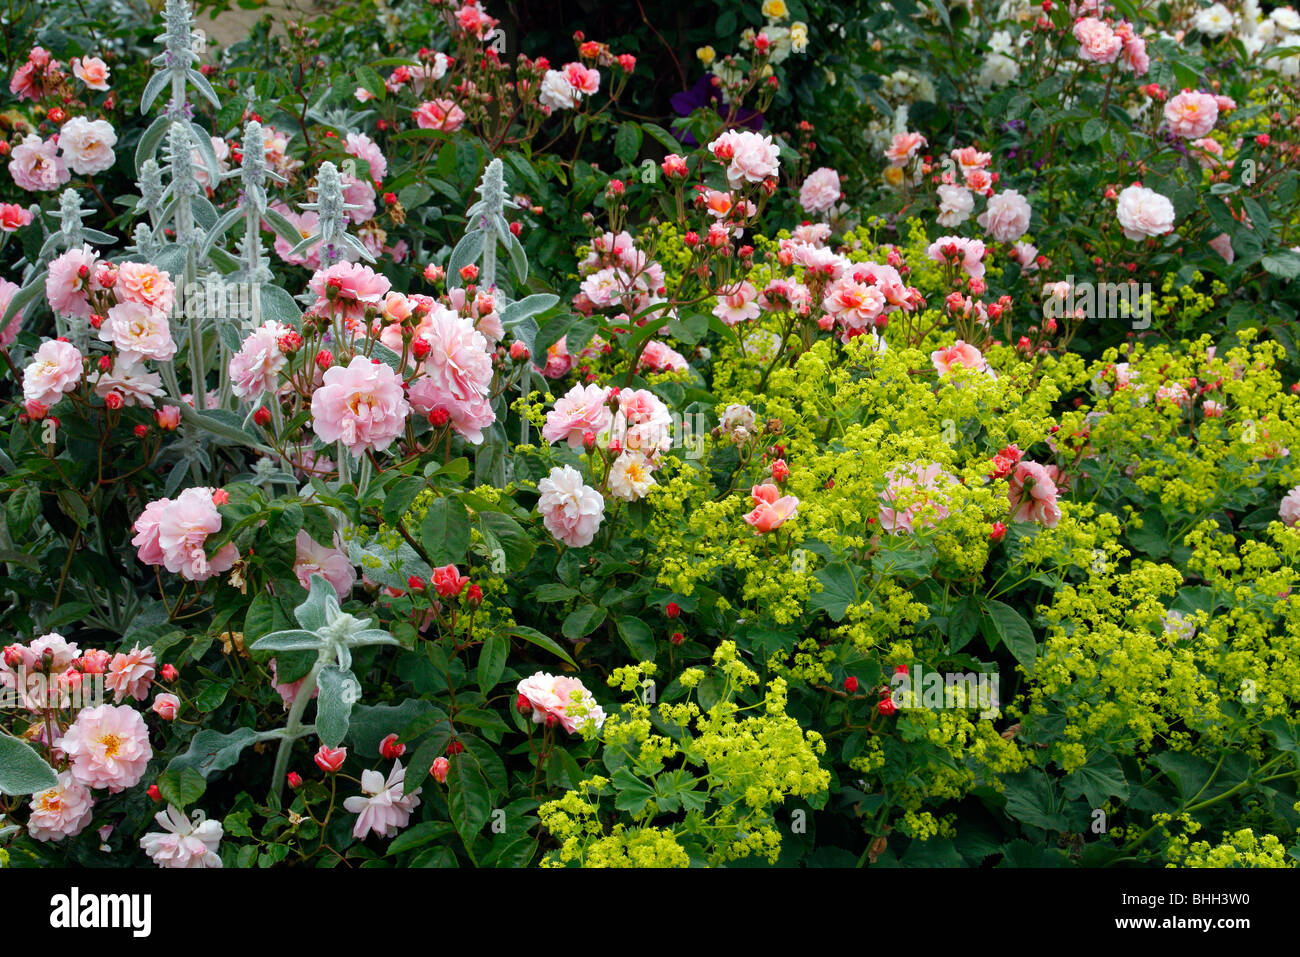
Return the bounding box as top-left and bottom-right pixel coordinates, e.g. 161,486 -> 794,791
0,0 -> 1298,870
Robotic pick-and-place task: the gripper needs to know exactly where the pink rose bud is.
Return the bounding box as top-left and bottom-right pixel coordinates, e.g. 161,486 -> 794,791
161,663 -> 178,681
287,772 -> 303,789
431,756 -> 450,783
314,745 -> 347,773
151,693 -> 180,720
379,733 -> 406,760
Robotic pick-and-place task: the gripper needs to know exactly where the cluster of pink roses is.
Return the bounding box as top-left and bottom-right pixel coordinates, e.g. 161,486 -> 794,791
1073,16 -> 1150,75
132,486 -> 239,582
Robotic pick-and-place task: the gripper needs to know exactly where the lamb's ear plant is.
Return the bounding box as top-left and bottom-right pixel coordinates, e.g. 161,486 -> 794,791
168,574 -> 398,804
289,160 -> 374,268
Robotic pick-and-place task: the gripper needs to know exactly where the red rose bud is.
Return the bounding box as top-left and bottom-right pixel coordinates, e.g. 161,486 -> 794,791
431,564 -> 470,597
661,154 -> 688,178
582,430 -> 597,450
877,696 -> 897,716
133,424 -> 148,438
253,406 -> 272,427
97,355 -> 113,372
88,313 -> 104,329
509,220 -> 522,237
517,693 -> 532,714
771,458 -> 790,483
407,575 -> 427,591
990,521 -> 1007,542
431,756 -> 450,783
844,676 -> 859,693
665,601 -> 681,619
314,745 -> 347,772
683,230 -> 700,247
380,733 -> 406,760
459,264 -> 479,282
670,631 -> 685,646
287,771 -> 303,790
618,53 -> 636,73
411,337 -> 431,360
104,392 -> 124,410
147,784 -> 162,802
446,739 -> 465,755
315,349 -> 334,370
509,341 -> 530,361
161,664 -> 178,681
383,191 -> 398,204
466,583 -> 483,607
429,406 -> 451,427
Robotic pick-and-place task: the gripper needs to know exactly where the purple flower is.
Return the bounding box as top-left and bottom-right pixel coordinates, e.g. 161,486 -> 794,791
670,74 -> 764,146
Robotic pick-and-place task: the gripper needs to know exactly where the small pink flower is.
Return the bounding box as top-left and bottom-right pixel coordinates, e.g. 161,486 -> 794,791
314,745 -> 347,772
46,245 -> 99,318
743,484 -> 799,534
140,805 -> 223,868
105,643 -> 156,702
707,129 -> 781,189
310,355 -> 411,456
57,116 -> 117,176
431,756 -> 450,783
99,301 -> 176,362
308,262 -> 392,323
1208,232 -> 1234,264
1116,185 -> 1175,240
543,383 -> 613,449
22,338 -> 83,408
413,98 -> 467,132
57,704 -> 152,793
516,672 -> 606,734
978,189 -> 1032,243
799,167 -> 841,213
0,203 -> 33,231
343,762 -> 422,839
151,693 -> 180,720
564,61 -> 601,94
115,262 -> 176,313
879,462 -> 955,534
8,133 -> 69,192
344,131 -> 387,181
71,56 -> 110,90
537,465 -> 605,547
27,772 -> 95,842
1074,17 -> 1123,64
270,657 -> 319,710
1008,461 -> 1061,527
293,530 -> 356,599
713,280 -> 761,326
884,132 -> 926,168
1280,486 -> 1300,527
1164,90 -> 1219,139
931,340 -> 987,376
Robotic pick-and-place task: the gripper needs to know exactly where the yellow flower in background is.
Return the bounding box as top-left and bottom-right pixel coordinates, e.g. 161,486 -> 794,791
790,21 -> 809,52
883,165 -> 906,187
762,0 -> 789,19
696,45 -> 716,66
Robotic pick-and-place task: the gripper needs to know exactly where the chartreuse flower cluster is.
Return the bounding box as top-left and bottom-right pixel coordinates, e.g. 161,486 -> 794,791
538,646 -> 830,867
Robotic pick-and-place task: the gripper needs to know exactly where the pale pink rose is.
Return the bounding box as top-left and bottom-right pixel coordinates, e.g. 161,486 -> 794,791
228,321 -> 290,401
1009,241 -> 1040,272
308,262 -> 391,323
344,131 -> 388,182
99,301 -> 176,362
1164,90 -> 1219,139
133,487 -> 238,582
115,262 -> 176,313
537,465 -> 604,547
885,132 -> 927,168
1202,399 -> 1224,418
413,98 -> 467,132
1157,381 -> 1191,406
46,245 -> 98,318
269,657 -> 318,710
743,483 -> 799,534
541,337 -> 572,378
343,762 -> 422,839
978,189 -> 1032,243
340,174 -> 376,225
93,355 -> 165,408
140,805 -> 223,868
708,129 -> 781,189
131,499 -> 169,567
57,116 -> 117,175
799,167 -> 841,213
23,338 -> 83,407
1280,487 -> 1300,527
1118,30 -> 1149,74
27,772 -> 95,842
927,235 -> 987,278
407,379 -> 496,444
879,462 -> 955,534
1116,185 -> 1175,240
311,355 -> 411,456
105,643 -> 156,702
0,279 -> 24,349
58,704 -> 152,793
543,383 -> 613,449
951,147 -> 992,175
417,306 -> 494,402
71,56 -> 110,91
932,340 -> 987,376
937,184 -> 975,227
1074,17 -> 1123,63
293,529 -> 356,598
1191,137 -> 1224,169
713,280 -> 760,326
151,693 -> 180,720
539,69 -> 581,110
609,388 -> 673,454
1209,232 -> 1234,264
1008,460 -> 1061,527
269,202 -> 322,268
823,277 -> 886,336
516,672 -> 606,734
29,632 -> 80,670
564,61 -> 601,94
8,133 -> 69,192
638,338 -> 688,372
791,222 -> 832,246
608,451 -> 656,501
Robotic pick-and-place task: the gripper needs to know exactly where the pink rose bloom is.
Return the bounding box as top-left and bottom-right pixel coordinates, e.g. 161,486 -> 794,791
539,69 -> 581,110
516,672 -> 606,734
269,657 -> 318,709
1008,460 -> 1061,527
978,189 -> 1032,243
611,388 -> 673,455
1280,487 -> 1300,527
540,337 -> 572,379
308,262 -> 391,323
29,632 -> 80,670
1074,17 -> 1123,63
1164,90 -> 1218,139
293,529 -> 356,598
879,462 -> 954,534
1116,185 -> 1175,240
416,306 -> 494,400
537,465 -> 605,547
93,355 -> 165,408
743,483 -> 799,534
0,202 -> 34,231
22,338 -> 83,407
27,772 -> 95,842
1118,30 -> 1149,74
105,643 -> 156,702
99,301 -> 176,362
823,277 -> 886,335
133,487 -> 238,582
414,98 -> 467,132
0,279 -> 25,349
884,132 -> 926,168
140,805 -> 223,868
791,222 -> 832,246
115,261 -> 176,313
937,184 -> 974,227
932,340 -> 987,376
713,281 -> 760,326
344,131 -> 387,182
341,174 -> 376,225
799,167 -> 841,213
8,133 -> 69,192
58,704 -> 152,793
312,355 -> 411,456
564,61 -> 601,95
46,244 -> 99,318
228,320 -> 290,401
151,693 -> 180,720
707,129 -> 781,189
71,56 -> 110,90
927,235 -> 987,278
344,762 -> 422,839
57,116 -> 117,175
543,383 -> 613,449
1209,232 -> 1234,264
1191,137 -> 1224,169
407,379 -> 496,444
638,338 -> 688,372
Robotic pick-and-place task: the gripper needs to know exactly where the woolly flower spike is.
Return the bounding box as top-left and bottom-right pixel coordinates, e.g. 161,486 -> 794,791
136,160 -> 166,219
56,188 -> 95,250
343,762 -> 421,839
236,120 -> 285,212
293,160 -> 374,266
140,804 -> 223,868
142,0 -> 220,118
